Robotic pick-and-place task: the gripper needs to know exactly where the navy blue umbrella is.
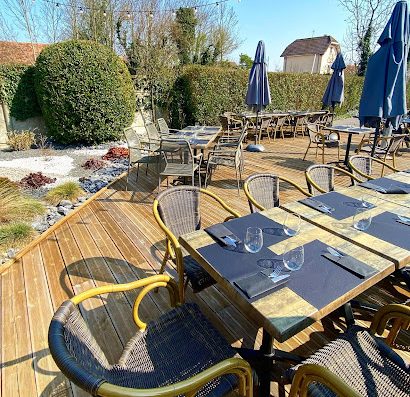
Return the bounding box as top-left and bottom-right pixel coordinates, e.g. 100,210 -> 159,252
245,40 -> 271,148
322,52 -> 346,109
359,0 -> 409,155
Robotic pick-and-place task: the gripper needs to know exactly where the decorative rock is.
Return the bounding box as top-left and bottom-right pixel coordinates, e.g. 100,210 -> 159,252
32,221 -> 48,233
59,200 -> 73,208
77,196 -> 87,202
57,206 -> 71,216
7,248 -> 17,259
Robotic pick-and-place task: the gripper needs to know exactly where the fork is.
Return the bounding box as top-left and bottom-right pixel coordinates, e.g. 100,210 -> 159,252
269,265 -> 283,279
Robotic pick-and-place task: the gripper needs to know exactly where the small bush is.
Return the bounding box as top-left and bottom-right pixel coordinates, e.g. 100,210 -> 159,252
20,172 -> 56,189
34,40 -> 135,144
7,130 -> 36,151
102,147 -> 129,160
45,181 -> 84,205
0,222 -> 34,249
0,178 -> 45,223
82,158 -> 106,170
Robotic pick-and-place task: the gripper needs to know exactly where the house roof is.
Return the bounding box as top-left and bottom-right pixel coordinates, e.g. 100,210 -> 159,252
0,41 -> 49,65
280,36 -> 339,57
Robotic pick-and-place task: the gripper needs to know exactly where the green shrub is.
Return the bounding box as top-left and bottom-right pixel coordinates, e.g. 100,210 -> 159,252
45,181 -> 84,205
35,40 -> 135,144
0,222 -> 34,249
0,64 -> 42,120
7,129 -> 36,151
169,65 -> 366,127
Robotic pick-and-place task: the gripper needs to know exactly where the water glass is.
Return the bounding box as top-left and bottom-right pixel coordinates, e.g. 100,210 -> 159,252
283,213 -> 301,236
244,227 -> 263,253
360,195 -> 376,208
283,242 -> 304,271
353,208 -> 372,231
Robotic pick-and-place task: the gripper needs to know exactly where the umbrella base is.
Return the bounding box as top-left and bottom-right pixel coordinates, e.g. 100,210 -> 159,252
246,144 -> 265,152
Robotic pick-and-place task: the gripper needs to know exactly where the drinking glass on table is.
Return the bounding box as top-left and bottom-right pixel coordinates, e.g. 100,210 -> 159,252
244,227 -> 263,253
283,242 -> 304,271
353,208 -> 372,231
283,213 -> 301,236
360,194 -> 377,209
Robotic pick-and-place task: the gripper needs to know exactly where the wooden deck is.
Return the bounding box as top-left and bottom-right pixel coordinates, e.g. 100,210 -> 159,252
1,134 -> 410,397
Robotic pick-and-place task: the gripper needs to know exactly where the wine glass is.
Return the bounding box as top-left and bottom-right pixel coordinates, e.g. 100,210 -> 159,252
283,242 -> 304,271
360,194 -> 377,208
244,227 -> 263,253
353,208 -> 372,231
283,213 -> 301,236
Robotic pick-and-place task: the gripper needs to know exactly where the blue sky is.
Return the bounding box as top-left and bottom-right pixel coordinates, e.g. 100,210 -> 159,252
230,0 -> 350,70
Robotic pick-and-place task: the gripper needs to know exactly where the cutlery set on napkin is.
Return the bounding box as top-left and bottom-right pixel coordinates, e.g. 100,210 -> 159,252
360,181 -> 410,194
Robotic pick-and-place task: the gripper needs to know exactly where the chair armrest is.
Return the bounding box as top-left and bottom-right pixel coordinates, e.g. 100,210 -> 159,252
279,176 -> 313,197
97,357 -> 253,397
208,149 -> 237,157
289,363 -> 361,397
370,303 -> 410,346
70,275 -> 180,330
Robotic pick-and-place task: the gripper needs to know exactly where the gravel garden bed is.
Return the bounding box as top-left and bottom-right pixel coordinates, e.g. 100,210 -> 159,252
0,141 -> 129,265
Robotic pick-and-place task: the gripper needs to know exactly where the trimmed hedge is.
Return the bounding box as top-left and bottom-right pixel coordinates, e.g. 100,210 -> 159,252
0,64 -> 41,120
35,40 -> 135,144
169,65 -> 365,127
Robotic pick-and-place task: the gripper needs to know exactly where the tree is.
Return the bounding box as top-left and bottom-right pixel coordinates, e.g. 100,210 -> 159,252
338,0 -> 396,74
172,7 -> 197,64
239,53 -> 253,69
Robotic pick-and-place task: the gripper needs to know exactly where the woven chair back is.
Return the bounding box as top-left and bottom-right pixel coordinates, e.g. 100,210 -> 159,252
146,122 -> 161,142
156,186 -> 201,237
349,155 -> 372,184
246,174 -> 280,213
386,134 -> 405,154
157,118 -> 169,135
306,123 -> 320,143
306,164 -> 335,195
124,127 -> 144,163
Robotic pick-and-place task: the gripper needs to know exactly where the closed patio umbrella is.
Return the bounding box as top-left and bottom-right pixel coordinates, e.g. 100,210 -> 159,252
359,0 -> 409,156
322,52 -> 346,110
245,40 -> 271,151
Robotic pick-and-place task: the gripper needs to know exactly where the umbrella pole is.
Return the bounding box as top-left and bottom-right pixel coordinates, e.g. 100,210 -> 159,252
255,111 -> 259,145
371,120 -> 381,157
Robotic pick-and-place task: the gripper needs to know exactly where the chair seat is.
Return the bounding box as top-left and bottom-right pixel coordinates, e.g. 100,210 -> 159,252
184,254 -> 216,292
56,302 -> 237,396
288,326 -> 410,397
208,155 -> 237,167
160,163 -> 199,177
111,303 -> 237,396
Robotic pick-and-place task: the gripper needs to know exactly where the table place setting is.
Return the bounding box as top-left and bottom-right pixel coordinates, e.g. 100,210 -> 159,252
299,191 -> 374,220
360,177 -> 410,194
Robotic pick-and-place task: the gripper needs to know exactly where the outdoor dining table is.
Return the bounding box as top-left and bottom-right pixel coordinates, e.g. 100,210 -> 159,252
179,206 -> 394,396
323,124 -> 374,166
282,185 -> 410,270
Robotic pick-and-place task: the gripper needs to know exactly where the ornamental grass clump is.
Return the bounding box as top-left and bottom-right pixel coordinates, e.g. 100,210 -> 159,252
7,130 -> 36,151
45,181 -> 84,205
0,177 -> 45,223
0,222 -> 34,250
34,40 -> 135,144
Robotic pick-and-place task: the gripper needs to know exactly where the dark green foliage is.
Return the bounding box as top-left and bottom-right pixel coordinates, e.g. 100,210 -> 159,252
169,65 -> 366,127
34,40 -> 135,144
358,25 -> 373,76
239,53 -> 253,69
173,7 -> 197,64
0,64 -> 41,120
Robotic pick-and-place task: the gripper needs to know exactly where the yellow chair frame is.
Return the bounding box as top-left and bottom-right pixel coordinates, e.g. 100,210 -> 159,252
289,303 -> 410,397
348,155 -> 401,180
67,275 -> 253,397
243,175 -> 312,212
153,188 -> 241,302
305,166 -> 363,195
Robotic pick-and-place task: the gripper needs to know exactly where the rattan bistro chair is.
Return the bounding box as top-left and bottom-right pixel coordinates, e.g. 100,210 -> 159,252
49,274 -> 253,397
123,127 -> 160,189
244,173 -> 312,213
305,164 -> 362,195
153,186 -> 240,301
303,123 -> 340,164
288,303 -> 410,397
348,155 -> 401,184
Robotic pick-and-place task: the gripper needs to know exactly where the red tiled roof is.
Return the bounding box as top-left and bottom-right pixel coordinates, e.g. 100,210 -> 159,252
281,36 -> 339,57
0,41 -> 49,65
